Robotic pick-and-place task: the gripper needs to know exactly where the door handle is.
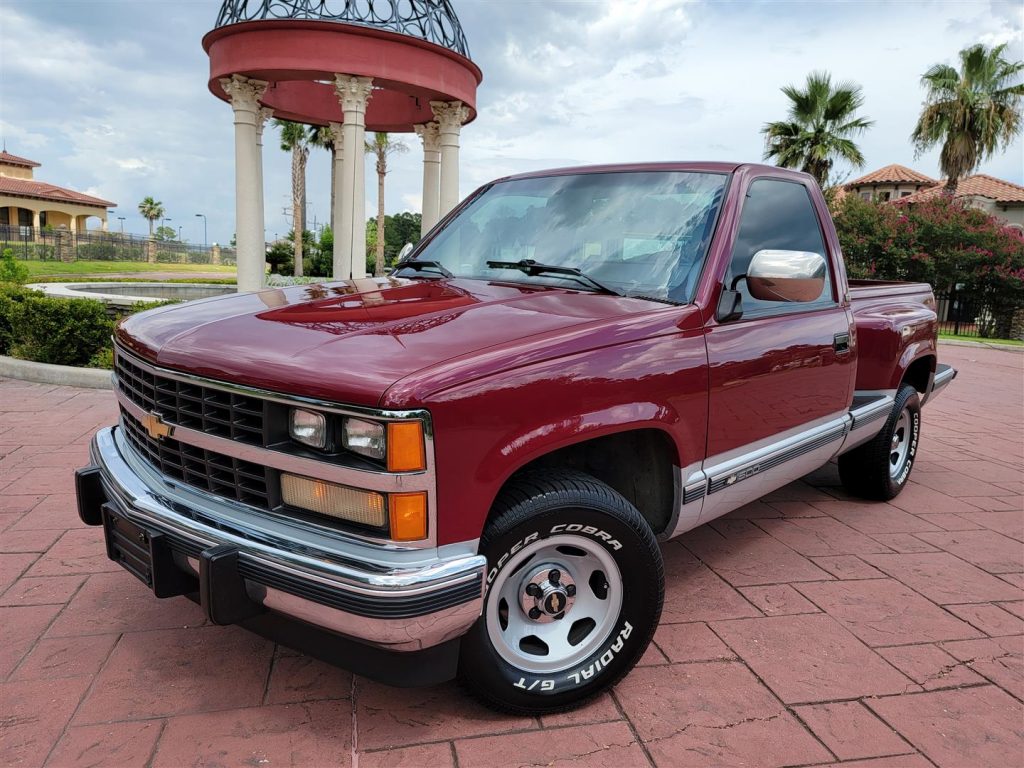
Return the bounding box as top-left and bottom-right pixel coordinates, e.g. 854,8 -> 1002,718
833,332 -> 850,354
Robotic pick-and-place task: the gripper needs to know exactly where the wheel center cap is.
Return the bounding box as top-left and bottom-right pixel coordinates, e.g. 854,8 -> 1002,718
521,565 -> 577,623
542,589 -> 568,616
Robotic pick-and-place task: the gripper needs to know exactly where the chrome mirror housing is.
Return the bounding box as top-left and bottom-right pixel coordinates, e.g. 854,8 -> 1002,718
746,249 -> 826,303
397,243 -> 415,261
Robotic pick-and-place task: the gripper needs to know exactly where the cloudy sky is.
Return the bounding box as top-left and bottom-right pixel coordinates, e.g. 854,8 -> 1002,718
1,0 -> 1021,245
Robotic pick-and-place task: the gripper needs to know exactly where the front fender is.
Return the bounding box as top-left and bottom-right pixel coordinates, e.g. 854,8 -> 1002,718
423,330 -> 710,545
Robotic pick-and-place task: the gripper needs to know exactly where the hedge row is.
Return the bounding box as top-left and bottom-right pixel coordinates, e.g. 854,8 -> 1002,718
0,283 -> 114,367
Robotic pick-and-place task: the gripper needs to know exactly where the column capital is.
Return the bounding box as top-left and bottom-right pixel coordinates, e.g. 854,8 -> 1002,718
334,75 -> 374,114
328,122 -> 345,152
255,106 -> 274,139
430,101 -> 469,133
220,74 -> 268,113
414,122 -> 442,153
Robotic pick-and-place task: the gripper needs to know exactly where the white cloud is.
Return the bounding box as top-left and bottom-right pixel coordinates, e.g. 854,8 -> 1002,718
2,0 -> 1021,245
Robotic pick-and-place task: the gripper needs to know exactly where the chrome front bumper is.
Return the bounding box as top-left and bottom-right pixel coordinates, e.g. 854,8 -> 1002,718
84,427 -> 486,652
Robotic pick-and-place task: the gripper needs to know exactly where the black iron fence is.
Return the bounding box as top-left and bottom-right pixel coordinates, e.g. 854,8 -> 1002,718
0,226 -> 236,267
935,288 -> 1024,340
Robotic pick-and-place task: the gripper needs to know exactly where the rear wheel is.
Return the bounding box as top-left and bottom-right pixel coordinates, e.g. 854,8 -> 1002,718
839,383 -> 921,500
459,470 -> 663,714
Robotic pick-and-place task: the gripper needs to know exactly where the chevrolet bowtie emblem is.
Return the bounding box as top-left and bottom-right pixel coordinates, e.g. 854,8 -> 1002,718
550,594 -> 561,613
142,412 -> 174,440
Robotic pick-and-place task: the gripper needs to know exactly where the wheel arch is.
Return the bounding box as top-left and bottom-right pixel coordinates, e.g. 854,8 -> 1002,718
484,427 -> 681,539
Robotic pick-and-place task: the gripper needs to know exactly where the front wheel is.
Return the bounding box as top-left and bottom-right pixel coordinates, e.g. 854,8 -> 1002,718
839,383 -> 921,500
459,470 -> 663,714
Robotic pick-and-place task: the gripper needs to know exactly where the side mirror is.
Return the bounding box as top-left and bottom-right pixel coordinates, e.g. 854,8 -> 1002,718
745,250 -> 827,303
397,243 -> 415,261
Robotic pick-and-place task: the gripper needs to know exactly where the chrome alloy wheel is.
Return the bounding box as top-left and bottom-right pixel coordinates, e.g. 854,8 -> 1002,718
889,407 -> 912,479
485,534 -> 623,674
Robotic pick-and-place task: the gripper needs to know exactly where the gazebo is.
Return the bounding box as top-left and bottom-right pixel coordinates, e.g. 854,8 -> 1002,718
203,1 -> 482,291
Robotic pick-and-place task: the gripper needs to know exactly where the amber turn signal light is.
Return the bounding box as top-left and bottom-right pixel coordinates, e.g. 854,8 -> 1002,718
386,421 -> 426,472
389,491 -> 428,541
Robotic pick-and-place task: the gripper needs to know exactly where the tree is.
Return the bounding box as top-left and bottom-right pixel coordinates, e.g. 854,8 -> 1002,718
137,197 -> 164,238
365,212 -> 422,274
911,43 -> 1024,196
310,126 -> 339,235
762,71 -> 874,188
153,225 -> 177,242
365,132 -> 408,276
833,194 -> 1024,337
275,120 -> 312,277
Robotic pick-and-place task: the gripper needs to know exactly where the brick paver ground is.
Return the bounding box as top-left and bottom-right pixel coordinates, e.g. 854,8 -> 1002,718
1,344 -> 1021,767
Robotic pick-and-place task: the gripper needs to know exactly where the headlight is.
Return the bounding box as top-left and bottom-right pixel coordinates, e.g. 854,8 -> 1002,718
289,408 -> 327,450
342,418 -> 386,461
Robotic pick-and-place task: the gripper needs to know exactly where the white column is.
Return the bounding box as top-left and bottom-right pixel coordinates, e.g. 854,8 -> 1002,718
255,105 -> 277,275
221,74 -> 268,292
431,101 -> 469,218
334,75 -> 373,280
329,121 -> 346,278
415,122 -> 441,233
31,210 -> 40,243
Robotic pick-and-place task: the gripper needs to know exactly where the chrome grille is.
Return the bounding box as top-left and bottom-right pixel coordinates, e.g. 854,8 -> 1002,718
115,351 -> 266,446
120,405 -> 273,508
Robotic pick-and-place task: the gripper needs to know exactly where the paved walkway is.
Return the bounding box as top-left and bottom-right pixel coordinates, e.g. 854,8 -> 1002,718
1,345 -> 1021,768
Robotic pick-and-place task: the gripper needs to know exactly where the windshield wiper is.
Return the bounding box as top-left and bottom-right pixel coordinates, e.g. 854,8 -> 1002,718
485,259 -> 624,296
393,259 -> 453,278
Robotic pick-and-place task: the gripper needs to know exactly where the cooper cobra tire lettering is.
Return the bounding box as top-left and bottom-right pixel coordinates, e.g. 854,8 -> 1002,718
459,470 -> 663,713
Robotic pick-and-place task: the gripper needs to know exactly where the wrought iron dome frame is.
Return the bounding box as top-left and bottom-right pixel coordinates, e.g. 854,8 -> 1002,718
215,0 -> 471,58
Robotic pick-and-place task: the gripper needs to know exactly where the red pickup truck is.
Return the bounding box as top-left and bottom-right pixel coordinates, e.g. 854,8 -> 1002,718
77,162 -> 955,713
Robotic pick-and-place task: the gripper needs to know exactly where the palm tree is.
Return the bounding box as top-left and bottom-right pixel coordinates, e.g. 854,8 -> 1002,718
365,132 -> 408,276
137,197 -> 164,239
911,43 -> 1024,196
310,125 -> 339,236
275,120 -> 311,277
762,71 -> 874,188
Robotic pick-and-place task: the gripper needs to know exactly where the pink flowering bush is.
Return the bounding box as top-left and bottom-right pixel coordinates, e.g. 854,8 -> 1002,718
833,195 -> 1024,337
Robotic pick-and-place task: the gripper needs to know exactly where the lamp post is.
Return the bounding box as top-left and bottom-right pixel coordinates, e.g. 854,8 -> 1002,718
177,225 -> 183,241
195,213 -> 207,247
117,217 -> 125,233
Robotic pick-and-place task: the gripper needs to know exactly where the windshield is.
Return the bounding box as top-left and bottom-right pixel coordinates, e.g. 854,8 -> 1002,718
404,171 -> 728,302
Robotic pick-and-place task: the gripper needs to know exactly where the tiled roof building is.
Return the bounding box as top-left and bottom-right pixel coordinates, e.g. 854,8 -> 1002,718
0,151 -> 115,233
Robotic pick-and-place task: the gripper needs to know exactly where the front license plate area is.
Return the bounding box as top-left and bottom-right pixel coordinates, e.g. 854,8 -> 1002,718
102,504 -> 195,597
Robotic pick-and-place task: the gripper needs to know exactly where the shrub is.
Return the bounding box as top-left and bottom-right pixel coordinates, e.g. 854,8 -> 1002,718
834,195 -> 1024,337
8,294 -> 113,366
86,346 -> 114,369
0,283 -> 38,354
0,248 -> 29,284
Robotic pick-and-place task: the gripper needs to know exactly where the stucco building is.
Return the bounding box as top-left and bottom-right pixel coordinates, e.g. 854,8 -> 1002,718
845,164 -> 1024,231
0,151 -> 115,234
845,164 -> 938,202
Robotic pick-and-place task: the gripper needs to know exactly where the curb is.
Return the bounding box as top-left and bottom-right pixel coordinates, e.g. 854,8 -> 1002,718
938,339 -> 1024,354
0,355 -> 113,389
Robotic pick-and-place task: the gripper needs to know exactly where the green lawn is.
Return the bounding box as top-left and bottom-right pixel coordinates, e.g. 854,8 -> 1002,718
939,333 -> 1024,347
24,260 -> 237,277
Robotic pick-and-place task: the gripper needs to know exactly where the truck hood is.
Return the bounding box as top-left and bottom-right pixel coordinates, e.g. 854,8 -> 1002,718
116,278 -> 665,406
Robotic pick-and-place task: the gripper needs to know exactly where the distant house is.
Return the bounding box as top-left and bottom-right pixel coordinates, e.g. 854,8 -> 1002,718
895,175 -> 1024,232
0,151 -> 115,233
845,164 -> 1024,232
845,164 -> 938,202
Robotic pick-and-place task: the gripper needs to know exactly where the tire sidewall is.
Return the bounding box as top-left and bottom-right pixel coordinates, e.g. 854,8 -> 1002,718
462,504 -> 661,709
888,386 -> 921,494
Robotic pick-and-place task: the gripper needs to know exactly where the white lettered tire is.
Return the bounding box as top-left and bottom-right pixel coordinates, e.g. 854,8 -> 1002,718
459,470 -> 664,714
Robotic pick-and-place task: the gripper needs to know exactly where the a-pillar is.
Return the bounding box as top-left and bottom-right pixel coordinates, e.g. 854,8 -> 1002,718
328,121 -> 346,277
221,74 -> 268,292
431,101 -> 469,218
334,75 -> 373,280
414,122 -> 441,233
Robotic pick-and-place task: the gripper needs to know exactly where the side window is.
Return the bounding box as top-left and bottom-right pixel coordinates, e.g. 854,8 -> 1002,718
726,179 -> 833,316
